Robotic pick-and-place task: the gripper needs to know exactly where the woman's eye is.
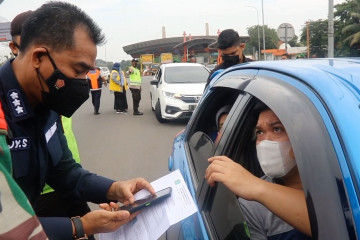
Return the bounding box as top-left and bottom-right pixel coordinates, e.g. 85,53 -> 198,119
274,127 -> 281,133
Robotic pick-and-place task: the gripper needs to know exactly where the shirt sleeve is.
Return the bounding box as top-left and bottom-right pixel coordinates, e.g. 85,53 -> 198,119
238,197 -> 268,240
45,115 -> 115,203
39,217 -> 73,240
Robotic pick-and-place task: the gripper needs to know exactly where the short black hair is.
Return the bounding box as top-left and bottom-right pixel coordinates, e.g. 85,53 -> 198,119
217,29 -> 240,50
10,10 -> 33,36
20,1 -> 105,53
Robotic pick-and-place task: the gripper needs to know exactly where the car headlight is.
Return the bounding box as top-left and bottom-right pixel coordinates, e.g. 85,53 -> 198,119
163,91 -> 182,99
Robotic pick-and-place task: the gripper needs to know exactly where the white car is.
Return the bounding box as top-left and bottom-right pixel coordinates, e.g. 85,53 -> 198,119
150,63 -> 210,123
99,67 -> 110,82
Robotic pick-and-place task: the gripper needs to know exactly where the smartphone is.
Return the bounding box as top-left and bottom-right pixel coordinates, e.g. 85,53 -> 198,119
120,187 -> 172,213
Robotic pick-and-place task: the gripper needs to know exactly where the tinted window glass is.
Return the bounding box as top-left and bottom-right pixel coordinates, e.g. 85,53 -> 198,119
205,96 -> 261,239
207,184 -> 250,240
186,87 -> 241,184
164,66 -> 209,84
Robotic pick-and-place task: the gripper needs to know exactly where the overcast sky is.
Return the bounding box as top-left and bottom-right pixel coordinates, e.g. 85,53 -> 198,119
0,0 -> 346,62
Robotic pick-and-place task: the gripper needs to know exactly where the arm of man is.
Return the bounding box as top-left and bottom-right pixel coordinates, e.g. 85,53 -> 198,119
205,156 -> 311,237
39,207 -> 135,238
101,75 -> 107,87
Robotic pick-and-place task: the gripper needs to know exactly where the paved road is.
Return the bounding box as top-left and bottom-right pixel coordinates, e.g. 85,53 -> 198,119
72,75 -> 187,202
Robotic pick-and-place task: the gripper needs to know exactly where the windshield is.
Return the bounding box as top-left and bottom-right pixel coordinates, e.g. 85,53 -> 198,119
164,66 -> 209,84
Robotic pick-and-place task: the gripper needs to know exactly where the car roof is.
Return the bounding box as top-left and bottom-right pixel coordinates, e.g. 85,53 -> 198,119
162,63 -> 206,68
214,58 -> 360,100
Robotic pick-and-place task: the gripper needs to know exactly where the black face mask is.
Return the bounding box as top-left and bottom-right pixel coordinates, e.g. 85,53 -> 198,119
222,55 -> 240,68
37,49 -> 89,117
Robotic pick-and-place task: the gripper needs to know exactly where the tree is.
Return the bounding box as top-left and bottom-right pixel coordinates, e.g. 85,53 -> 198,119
335,0 -> 360,52
245,25 -> 280,58
300,20 -> 329,57
298,0 -> 360,57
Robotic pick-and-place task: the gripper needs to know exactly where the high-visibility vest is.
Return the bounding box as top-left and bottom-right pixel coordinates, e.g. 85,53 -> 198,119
128,67 -> 142,86
87,69 -> 101,89
109,70 -> 128,92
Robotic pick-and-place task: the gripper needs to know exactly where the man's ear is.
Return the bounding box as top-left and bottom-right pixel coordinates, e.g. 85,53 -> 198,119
8,41 -> 18,56
31,47 -> 48,68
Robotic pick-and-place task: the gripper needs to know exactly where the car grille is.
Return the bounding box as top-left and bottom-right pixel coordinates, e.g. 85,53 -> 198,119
179,95 -> 202,103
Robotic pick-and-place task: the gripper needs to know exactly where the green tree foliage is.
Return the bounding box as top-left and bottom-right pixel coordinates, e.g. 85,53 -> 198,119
299,0 -> 360,57
300,20 -> 329,57
335,0 -> 360,51
245,25 -> 281,58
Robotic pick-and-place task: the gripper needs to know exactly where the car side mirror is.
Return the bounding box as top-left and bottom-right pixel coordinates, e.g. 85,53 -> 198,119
150,79 -> 159,85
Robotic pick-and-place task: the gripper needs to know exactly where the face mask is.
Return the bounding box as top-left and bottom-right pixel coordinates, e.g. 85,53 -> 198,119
222,55 -> 240,67
37,50 -> 89,117
256,140 -> 296,178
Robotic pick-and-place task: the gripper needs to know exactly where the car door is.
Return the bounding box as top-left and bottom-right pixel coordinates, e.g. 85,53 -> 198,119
202,67 -> 355,239
151,67 -> 162,109
183,66 -> 357,239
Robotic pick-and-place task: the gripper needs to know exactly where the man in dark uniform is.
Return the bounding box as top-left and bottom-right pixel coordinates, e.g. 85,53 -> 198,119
0,2 -> 155,239
205,29 -> 253,89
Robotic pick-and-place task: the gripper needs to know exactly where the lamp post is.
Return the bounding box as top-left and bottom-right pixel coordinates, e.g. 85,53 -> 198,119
261,0 -> 266,60
244,5 -> 261,60
328,0 -> 334,58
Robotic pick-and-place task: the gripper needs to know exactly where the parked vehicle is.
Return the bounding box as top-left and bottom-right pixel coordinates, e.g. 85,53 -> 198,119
206,63 -> 217,71
99,66 -> 110,83
167,58 -> 360,239
150,63 -> 209,123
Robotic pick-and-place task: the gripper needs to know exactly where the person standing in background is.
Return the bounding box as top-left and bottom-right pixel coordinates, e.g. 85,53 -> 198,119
205,29 -> 253,89
8,10 -> 33,57
87,67 -> 107,115
110,62 -> 129,114
127,58 -> 143,115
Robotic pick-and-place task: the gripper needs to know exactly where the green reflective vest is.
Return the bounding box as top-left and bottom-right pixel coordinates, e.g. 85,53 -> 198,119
129,67 -> 142,85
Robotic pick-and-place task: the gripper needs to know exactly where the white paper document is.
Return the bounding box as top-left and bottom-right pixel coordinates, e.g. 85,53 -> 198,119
99,170 -> 198,240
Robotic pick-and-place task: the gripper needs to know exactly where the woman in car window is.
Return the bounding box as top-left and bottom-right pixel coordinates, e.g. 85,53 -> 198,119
205,103 -> 312,239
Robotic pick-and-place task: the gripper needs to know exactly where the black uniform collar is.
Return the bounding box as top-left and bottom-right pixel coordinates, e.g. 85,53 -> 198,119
0,59 -> 35,122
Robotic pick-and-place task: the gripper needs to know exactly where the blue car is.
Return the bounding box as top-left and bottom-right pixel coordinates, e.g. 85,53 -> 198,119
167,58 -> 360,240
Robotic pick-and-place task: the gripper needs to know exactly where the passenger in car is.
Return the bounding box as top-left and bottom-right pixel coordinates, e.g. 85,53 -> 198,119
213,104 -> 232,143
205,103 -> 312,239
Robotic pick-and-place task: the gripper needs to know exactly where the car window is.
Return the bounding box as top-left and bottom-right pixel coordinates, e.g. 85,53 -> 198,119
155,68 -> 162,81
201,95 -> 261,240
186,87 -> 241,186
164,66 -> 209,84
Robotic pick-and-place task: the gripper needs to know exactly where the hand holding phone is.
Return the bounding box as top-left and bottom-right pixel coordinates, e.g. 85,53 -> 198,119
120,187 -> 172,214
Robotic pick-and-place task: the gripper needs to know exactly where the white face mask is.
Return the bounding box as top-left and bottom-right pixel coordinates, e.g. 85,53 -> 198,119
256,140 -> 296,178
